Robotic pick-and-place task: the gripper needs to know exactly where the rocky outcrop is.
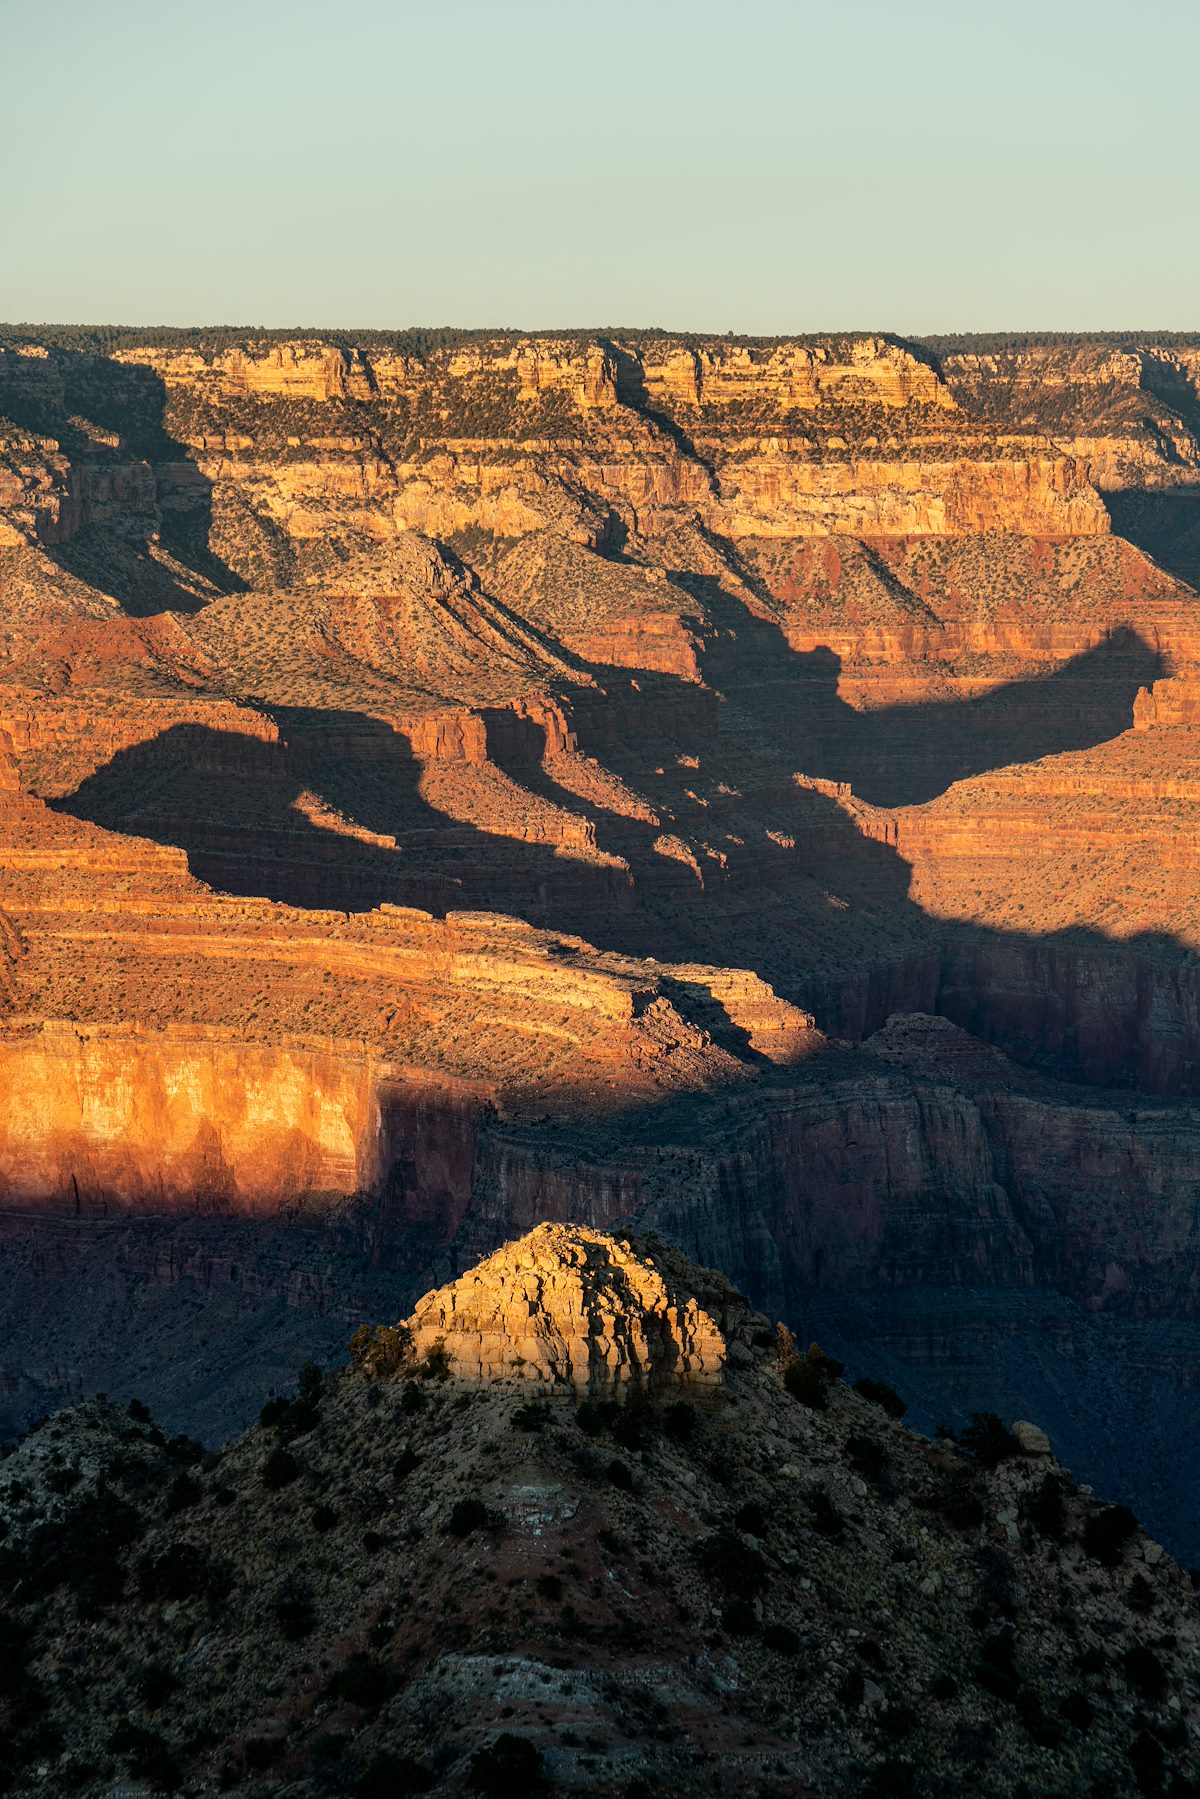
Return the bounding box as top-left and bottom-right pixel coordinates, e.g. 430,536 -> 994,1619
403,1221 -> 729,1393
3,1231 -> 1199,1798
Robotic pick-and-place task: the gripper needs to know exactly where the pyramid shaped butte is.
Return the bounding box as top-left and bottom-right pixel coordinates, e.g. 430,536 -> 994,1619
403,1223 -> 728,1395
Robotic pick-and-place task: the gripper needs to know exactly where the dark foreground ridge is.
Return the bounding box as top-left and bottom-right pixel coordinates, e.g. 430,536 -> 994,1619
1,1226 -> 1197,1798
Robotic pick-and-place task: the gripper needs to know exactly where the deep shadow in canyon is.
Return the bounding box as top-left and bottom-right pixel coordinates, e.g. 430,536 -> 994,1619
0,347 -> 246,612
53,593 -> 1189,1094
1107,487 -> 1200,591
689,584 -> 1163,807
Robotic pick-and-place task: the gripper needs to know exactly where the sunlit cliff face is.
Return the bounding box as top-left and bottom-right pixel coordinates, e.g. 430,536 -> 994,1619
400,1222 -> 728,1394
0,327 -> 1199,1227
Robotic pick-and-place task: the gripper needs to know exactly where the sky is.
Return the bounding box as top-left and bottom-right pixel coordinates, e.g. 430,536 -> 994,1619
3,0 -> 1198,334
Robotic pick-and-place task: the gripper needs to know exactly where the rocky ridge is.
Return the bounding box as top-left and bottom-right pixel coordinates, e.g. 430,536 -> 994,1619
2,1226 -> 1198,1798
403,1224 -> 727,1394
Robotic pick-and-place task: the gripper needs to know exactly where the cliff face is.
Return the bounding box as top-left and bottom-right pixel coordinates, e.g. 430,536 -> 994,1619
0,332 -> 1111,575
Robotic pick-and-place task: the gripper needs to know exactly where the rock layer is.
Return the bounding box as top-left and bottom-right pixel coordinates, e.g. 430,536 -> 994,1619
403,1222 -> 728,1393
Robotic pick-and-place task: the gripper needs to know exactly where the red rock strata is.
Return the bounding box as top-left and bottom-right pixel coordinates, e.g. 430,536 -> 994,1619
1,326 -> 1199,1256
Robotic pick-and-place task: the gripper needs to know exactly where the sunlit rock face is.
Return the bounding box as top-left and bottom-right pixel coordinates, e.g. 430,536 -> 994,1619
403,1222 -> 729,1394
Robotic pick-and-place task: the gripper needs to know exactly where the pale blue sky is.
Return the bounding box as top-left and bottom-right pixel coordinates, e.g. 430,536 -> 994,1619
3,0 -> 1197,332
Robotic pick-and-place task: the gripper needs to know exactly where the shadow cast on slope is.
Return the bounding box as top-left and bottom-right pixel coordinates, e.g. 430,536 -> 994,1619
0,349 -> 246,613
685,581 -> 1164,807
1106,488 -> 1200,591
51,587 -> 1200,1096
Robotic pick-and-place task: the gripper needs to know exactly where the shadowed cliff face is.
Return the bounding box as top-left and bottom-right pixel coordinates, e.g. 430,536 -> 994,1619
0,349 -> 245,611
1107,488 -> 1200,589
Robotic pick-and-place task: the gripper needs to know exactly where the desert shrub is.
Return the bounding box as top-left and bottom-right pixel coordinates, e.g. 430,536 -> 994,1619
941,1476 -> 986,1532
839,1663 -> 866,1706
127,1398 -> 152,1424
722,1597 -> 758,1635
853,1376 -> 907,1419
260,1396 -> 290,1429
448,1498 -> 489,1537
107,1721 -> 180,1791
695,1526 -> 768,1596
468,1733 -> 543,1797
312,1502 -> 339,1533
244,1736 -> 280,1771
929,1672 -> 958,1701
420,1339 -> 451,1380
512,1402 -> 549,1433
662,1401 -> 695,1440
535,1573 -> 563,1601
274,1399 -> 320,1443
763,1621 -> 800,1655
165,1432 -> 205,1466
138,1542 -> 214,1604
298,1359 -> 323,1405
974,1630 -> 1021,1704
734,1501 -> 767,1537
394,1446 -> 420,1480
1084,1504 -> 1139,1568
1077,1645 -> 1106,1676
1027,1471 -> 1067,1540
1123,1642 -> 1167,1702
846,1435 -> 887,1482
957,1412 -> 1019,1468
809,1487 -> 845,1537
1129,1729 -> 1166,1794
262,1447 -> 300,1490
400,1381 -> 425,1415
357,1752 -> 433,1798
1061,1689 -> 1094,1731
808,1342 -> 845,1379
1021,1698 -> 1065,1741
859,1759 -> 920,1799
272,1582 -> 316,1641
165,1472 -> 202,1517
137,1661 -> 179,1710
575,1401 -> 604,1437
612,1402 -> 649,1452
607,1460 -> 633,1492
335,1653 -> 388,1709
1128,1573 -> 1158,1615
310,1730 -> 350,1765
363,1530 -> 386,1554
349,1323 -> 412,1379
974,1544 -> 1017,1619
16,1488 -> 143,1606
784,1356 -> 828,1410
0,1616 -> 33,1695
